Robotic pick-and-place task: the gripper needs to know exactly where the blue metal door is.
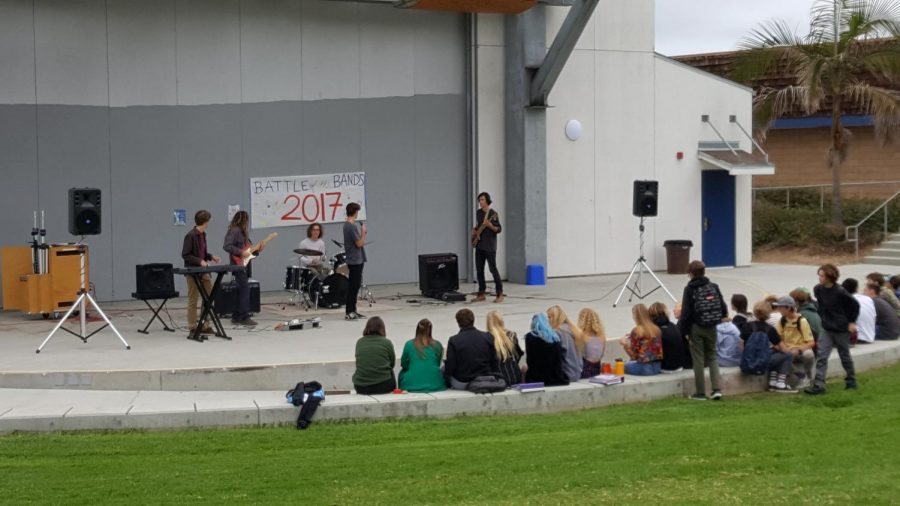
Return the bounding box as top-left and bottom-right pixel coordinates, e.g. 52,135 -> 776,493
701,170 -> 736,267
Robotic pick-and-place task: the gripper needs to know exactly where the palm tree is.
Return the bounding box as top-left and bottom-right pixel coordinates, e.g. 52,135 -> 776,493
732,0 -> 900,226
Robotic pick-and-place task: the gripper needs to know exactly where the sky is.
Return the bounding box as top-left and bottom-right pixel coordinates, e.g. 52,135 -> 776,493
655,0 -> 813,56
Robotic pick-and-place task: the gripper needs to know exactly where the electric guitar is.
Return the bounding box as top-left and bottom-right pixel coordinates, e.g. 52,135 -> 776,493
471,209 -> 496,247
231,232 -> 278,267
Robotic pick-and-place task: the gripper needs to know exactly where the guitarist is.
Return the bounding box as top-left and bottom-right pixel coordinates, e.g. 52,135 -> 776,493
223,210 -> 260,327
472,192 -> 503,303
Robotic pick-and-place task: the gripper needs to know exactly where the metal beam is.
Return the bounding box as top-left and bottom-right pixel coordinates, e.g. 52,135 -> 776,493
528,0 -> 599,106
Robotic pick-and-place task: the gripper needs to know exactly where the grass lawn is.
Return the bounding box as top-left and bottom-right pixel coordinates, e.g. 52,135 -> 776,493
3,365 -> 900,505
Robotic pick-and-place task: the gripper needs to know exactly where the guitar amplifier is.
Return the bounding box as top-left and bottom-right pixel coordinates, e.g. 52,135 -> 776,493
418,253 -> 459,296
214,279 -> 261,317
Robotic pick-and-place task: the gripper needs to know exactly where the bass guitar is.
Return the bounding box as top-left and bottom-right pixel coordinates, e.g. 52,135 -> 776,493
231,232 -> 278,267
471,210 -> 496,247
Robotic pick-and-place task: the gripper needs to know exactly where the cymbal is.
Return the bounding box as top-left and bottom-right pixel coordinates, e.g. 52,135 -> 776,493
293,248 -> 323,256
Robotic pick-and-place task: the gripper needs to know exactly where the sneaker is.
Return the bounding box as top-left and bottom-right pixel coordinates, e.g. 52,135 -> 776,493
345,313 -> 358,321
804,385 -> 827,395
493,293 -> 505,303
471,293 -> 486,303
689,393 -> 707,401
239,318 -> 257,327
773,382 -> 798,394
352,312 -> 367,320
710,390 -> 723,401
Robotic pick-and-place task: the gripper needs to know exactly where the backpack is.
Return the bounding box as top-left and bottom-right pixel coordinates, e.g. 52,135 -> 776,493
466,375 -> 507,394
693,282 -> 725,327
286,381 -> 323,406
740,323 -> 772,375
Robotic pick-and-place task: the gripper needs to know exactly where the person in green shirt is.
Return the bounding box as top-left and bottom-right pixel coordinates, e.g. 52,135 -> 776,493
352,317 -> 396,395
398,319 -> 446,393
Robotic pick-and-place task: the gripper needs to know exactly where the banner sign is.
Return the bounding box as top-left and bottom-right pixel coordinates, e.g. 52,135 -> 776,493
250,172 -> 367,229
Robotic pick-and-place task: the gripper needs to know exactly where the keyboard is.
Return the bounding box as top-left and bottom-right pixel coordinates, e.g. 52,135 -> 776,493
174,265 -> 244,275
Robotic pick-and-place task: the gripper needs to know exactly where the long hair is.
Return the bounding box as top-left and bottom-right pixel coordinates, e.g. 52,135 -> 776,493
530,313 -> 559,343
363,316 -> 386,337
577,308 -> 606,344
647,302 -> 669,321
486,310 -> 516,362
228,210 -> 250,239
547,305 -> 585,350
413,319 -> 434,358
631,304 -> 661,338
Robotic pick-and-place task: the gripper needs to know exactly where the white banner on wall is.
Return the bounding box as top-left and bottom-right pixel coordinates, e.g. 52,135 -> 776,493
250,172 -> 367,229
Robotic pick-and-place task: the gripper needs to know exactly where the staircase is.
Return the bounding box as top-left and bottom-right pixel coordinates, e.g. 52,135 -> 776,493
865,233 -> 900,267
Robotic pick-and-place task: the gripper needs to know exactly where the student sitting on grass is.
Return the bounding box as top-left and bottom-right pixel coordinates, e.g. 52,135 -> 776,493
398,319 -> 446,393
649,302 -> 689,374
619,303 -> 663,376
773,296 -> 816,388
525,313 -> 569,386
487,310 -> 525,387
716,316 -> 743,367
865,283 -> 900,341
547,306 -> 584,382
577,308 -> 607,378
353,317 -> 397,395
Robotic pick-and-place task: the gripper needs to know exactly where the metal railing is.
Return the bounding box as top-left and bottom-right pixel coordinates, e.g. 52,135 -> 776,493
753,180 -> 900,211
845,189 -> 900,257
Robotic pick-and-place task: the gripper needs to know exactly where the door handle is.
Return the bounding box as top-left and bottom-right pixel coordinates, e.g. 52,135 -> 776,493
703,218 -> 709,231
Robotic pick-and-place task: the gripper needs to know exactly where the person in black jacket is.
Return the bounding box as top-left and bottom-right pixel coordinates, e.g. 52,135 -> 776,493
444,309 -> 499,390
678,260 -> 728,401
805,264 -> 860,395
524,313 -> 569,386
180,210 -> 220,334
649,302 -> 690,373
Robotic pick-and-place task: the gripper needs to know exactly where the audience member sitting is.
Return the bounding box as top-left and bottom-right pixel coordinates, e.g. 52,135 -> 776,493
890,275 -> 900,299
865,282 -> 900,341
486,310 -> 525,386
763,295 -> 782,328
444,309 -> 498,390
649,302 -> 690,373
716,316 -> 742,367
398,319 -> 446,393
547,305 -> 584,382
619,303 -> 663,376
843,278 -> 875,344
772,295 -> 815,388
524,313 -> 569,386
352,317 -> 397,395
740,301 -> 793,392
730,294 -> 751,331
867,272 -> 900,317
790,287 -> 823,342
577,308 -> 607,378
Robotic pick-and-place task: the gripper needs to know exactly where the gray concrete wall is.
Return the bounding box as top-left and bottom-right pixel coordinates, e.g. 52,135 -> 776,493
0,0 -> 467,302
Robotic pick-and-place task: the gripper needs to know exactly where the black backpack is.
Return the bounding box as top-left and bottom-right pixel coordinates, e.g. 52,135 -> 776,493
740,323 -> 772,375
286,381 -> 323,406
693,282 -> 725,327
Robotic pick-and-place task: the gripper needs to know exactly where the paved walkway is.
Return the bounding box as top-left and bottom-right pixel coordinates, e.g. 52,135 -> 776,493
1,262 -> 898,432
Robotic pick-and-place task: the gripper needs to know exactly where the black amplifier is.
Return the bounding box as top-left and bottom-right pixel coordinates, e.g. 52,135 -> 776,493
215,280 -> 261,317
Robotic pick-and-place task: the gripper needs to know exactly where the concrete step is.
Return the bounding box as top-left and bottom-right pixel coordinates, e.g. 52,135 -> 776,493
872,249 -> 900,259
863,256 -> 900,267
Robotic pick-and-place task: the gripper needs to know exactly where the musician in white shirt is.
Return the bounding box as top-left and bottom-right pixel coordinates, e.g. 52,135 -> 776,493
299,222 -> 328,277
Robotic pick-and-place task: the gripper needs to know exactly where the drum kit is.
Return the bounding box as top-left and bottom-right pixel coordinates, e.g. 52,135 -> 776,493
285,240 -> 374,310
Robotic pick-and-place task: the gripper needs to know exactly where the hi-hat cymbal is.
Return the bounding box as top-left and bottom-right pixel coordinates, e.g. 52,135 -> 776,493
293,248 -> 323,256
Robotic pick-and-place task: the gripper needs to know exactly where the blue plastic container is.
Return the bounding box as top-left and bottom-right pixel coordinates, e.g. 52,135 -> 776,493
525,264 -> 546,286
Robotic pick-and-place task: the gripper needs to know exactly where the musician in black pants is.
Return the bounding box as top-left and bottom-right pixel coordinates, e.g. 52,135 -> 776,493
223,211 -> 257,327
343,202 -> 368,320
472,192 -> 503,303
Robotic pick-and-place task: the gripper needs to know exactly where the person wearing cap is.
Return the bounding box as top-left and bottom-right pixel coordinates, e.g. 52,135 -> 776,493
773,295 -> 816,388
789,288 -> 823,341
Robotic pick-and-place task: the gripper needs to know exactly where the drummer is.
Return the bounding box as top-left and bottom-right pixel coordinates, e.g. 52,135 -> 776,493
299,222 -> 329,277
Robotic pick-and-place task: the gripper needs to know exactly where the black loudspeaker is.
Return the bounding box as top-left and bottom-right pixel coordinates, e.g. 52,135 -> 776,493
215,280 -> 261,317
632,180 -> 658,217
418,253 -> 459,296
69,188 -> 102,235
134,263 -> 176,299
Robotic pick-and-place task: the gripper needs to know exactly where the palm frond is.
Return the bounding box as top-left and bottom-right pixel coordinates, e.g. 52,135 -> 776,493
843,82 -> 900,141
860,45 -> 900,81
849,0 -> 900,37
752,85 -> 816,139
737,18 -> 809,51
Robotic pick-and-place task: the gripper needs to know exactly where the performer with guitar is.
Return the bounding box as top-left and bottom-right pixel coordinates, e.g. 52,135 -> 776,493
472,192 -> 503,303
223,210 -> 277,326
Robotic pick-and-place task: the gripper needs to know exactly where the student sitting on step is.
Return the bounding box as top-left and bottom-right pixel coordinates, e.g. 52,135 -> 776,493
648,302 -> 690,374
524,313 -> 569,386
619,303 -> 663,376
398,319 -> 446,393
353,317 -> 397,395
577,308 -> 607,378
715,317 -> 743,367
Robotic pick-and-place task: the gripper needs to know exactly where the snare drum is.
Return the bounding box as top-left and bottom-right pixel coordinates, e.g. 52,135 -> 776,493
332,253 -> 350,277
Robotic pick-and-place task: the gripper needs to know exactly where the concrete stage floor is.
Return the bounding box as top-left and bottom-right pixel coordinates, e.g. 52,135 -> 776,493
0,263 -> 895,391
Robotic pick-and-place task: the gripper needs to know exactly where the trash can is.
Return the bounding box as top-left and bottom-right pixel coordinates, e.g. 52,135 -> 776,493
663,240 -> 693,274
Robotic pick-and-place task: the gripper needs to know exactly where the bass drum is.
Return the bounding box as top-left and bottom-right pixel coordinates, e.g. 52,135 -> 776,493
331,253 -> 350,277
318,273 -> 349,308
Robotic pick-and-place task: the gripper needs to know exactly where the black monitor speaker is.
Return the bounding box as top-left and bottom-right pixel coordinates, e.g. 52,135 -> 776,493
69,188 -> 102,235
632,180 -> 658,217
418,253 -> 459,296
134,263 -> 176,299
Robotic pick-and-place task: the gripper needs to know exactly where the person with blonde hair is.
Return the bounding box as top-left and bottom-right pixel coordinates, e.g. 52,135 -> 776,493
547,305 -> 583,381
486,310 -> 524,386
648,302 -> 690,373
620,303 -> 663,376
577,308 -> 606,378
398,319 -> 446,393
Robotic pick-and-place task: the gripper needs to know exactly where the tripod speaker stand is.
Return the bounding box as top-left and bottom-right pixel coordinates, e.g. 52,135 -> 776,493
613,217 -> 677,307
36,244 -> 130,353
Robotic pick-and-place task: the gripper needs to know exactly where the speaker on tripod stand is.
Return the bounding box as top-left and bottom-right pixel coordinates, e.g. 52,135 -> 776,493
632,180 -> 658,217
